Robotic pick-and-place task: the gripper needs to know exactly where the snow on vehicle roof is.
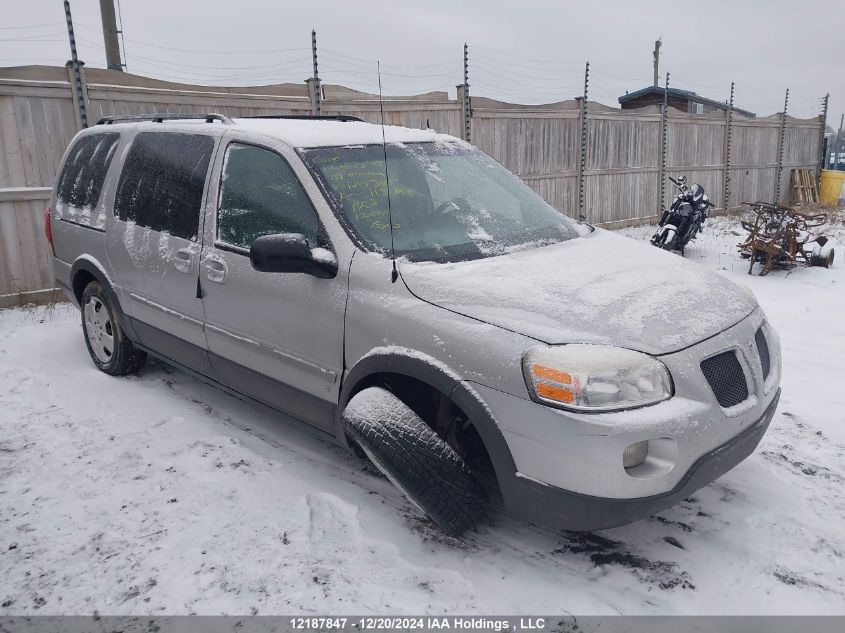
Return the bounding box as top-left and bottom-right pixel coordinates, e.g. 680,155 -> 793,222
231,118 -> 463,148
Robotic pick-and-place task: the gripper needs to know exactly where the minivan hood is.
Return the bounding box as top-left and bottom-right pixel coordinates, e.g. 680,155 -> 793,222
399,229 -> 758,355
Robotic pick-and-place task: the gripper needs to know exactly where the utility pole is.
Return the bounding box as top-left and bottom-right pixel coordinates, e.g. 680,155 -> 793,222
836,113 -> 844,169
311,29 -> 321,116
64,0 -> 88,128
652,38 -> 662,86
98,0 -> 123,71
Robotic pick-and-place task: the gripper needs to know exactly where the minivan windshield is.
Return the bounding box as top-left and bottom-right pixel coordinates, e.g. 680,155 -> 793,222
301,142 -> 587,263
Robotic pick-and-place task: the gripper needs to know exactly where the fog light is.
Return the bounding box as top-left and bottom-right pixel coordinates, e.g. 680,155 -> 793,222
623,440 -> 648,469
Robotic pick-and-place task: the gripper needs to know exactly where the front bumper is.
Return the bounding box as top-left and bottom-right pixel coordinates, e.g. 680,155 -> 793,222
506,389 -> 779,531
476,308 -> 780,501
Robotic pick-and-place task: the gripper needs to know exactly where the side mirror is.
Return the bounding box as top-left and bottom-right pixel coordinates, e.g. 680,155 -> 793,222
249,233 -> 338,279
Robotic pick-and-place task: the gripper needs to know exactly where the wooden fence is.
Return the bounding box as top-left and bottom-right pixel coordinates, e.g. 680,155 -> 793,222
0,65 -> 824,305
471,101 -> 823,228
0,188 -> 57,308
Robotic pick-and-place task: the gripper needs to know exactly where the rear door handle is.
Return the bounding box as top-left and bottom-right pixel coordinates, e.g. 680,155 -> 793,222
174,248 -> 194,273
204,257 -> 228,284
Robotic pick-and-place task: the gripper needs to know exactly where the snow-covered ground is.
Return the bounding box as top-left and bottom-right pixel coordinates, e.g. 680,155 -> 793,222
1,213 -> 843,616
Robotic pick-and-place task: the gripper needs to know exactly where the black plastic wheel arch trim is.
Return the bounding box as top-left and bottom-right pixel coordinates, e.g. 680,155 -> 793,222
335,351 -> 521,513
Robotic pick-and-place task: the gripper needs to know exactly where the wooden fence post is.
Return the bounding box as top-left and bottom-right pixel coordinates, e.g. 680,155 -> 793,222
306,78 -> 321,117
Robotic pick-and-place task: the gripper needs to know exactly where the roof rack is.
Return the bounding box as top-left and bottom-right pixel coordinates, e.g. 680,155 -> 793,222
96,113 -> 234,125
95,113 -> 364,126
239,115 -> 363,122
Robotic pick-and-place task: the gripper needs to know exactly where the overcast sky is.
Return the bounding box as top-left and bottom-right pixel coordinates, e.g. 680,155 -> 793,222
2,0 -> 842,123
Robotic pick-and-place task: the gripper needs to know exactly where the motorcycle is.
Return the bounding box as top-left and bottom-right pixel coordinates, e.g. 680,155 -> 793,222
650,176 -> 714,254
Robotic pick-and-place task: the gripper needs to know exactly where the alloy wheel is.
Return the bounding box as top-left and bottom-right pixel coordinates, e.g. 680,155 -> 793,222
84,296 -> 114,364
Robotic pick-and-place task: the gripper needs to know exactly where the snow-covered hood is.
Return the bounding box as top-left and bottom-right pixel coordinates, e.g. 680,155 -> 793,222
400,229 -> 758,355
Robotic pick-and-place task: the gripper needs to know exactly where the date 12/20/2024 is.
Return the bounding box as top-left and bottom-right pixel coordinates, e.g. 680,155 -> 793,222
289,617 -> 549,631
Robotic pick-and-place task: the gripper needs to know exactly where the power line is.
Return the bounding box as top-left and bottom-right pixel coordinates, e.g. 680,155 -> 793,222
472,61 -> 581,93
0,34 -> 68,42
126,51 -> 312,72
320,65 -> 460,79
317,47 -> 375,66
0,22 -> 65,30
471,81 -> 577,100
327,80 -> 381,94
321,48 -> 458,71
472,50 -> 585,75
2,22 -> 829,117
473,44 -> 585,67
127,40 -> 309,55
381,60 -> 461,70
587,67 -> 652,85
116,0 -> 128,71
74,22 -> 310,55
472,59 -> 583,84
120,61 -> 311,83
0,57 -> 108,65
126,39 -> 309,55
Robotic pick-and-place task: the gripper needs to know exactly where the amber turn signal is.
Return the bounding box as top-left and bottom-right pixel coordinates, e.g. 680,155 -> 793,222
536,383 -> 575,403
532,364 -> 572,385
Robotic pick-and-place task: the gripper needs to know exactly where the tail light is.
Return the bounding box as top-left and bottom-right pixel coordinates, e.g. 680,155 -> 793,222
44,205 -> 56,256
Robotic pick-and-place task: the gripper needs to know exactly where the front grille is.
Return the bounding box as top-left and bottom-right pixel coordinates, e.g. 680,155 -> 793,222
755,327 -> 771,379
701,351 -> 749,408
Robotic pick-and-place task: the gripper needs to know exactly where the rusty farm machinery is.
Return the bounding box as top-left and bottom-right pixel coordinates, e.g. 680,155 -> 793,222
738,202 -> 835,276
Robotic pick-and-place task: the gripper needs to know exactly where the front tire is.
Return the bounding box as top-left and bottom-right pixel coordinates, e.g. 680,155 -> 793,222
81,281 -> 146,376
658,227 -> 676,251
343,386 -> 488,536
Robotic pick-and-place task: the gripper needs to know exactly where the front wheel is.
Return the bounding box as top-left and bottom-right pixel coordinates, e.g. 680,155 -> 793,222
81,281 -> 147,375
655,226 -> 676,251
343,386 -> 488,536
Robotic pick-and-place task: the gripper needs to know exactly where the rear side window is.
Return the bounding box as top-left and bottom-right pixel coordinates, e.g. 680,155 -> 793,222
114,132 -> 214,240
56,133 -> 120,210
217,143 -> 322,249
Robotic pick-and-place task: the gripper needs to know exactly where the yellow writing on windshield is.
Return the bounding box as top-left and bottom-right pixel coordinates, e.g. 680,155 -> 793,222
320,158 -> 416,231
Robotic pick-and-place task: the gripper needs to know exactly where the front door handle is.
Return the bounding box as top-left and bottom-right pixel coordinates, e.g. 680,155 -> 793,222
204,258 -> 228,284
174,248 -> 194,273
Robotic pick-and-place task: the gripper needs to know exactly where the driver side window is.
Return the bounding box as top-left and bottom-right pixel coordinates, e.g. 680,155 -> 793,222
217,143 -> 321,250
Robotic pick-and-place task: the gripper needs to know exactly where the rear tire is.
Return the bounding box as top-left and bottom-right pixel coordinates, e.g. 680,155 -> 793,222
81,281 -> 147,376
343,386 -> 488,536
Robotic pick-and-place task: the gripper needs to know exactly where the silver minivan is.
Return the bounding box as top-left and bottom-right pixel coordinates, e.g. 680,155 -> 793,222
48,113 -> 781,535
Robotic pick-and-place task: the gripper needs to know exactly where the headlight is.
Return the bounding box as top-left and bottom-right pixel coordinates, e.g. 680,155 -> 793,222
523,344 -> 673,412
